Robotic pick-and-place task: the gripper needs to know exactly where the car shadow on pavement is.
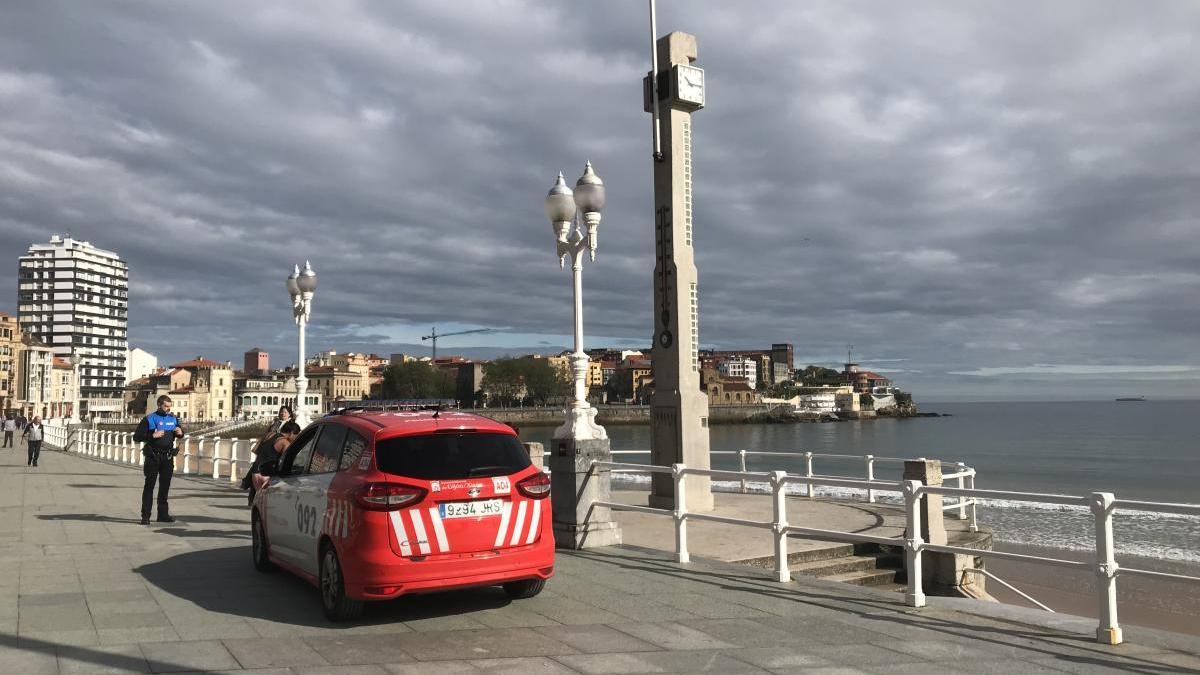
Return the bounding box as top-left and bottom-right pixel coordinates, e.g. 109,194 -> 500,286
136,545 -> 513,628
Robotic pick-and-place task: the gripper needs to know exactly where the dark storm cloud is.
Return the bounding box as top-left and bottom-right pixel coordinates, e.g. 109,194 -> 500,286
1,0 -> 1198,399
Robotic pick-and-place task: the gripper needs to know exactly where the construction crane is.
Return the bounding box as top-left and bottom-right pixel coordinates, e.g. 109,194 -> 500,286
421,326 -> 492,361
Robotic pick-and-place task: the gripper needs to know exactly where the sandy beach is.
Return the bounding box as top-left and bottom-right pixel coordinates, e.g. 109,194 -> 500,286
984,542 -> 1200,637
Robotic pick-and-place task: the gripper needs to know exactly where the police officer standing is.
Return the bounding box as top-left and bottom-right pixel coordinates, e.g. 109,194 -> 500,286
134,395 -> 184,525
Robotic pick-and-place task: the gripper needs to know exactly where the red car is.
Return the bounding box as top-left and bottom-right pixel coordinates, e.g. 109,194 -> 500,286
250,409 -> 554,620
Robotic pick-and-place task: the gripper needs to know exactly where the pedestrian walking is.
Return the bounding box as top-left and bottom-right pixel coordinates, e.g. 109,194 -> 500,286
23,416 -> 44,466
2,416 -> 14,448
15,414 -> 27,432
133,395 -> 184,525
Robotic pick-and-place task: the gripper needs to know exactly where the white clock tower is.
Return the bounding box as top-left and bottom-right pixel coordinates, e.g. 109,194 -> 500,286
644,32 -> 714,512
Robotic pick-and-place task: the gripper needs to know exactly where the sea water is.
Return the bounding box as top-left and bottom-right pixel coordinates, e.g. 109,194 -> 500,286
520,400 -> 1200,562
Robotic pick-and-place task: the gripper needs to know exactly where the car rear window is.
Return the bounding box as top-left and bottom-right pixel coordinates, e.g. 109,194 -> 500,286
374,432 -> 531,479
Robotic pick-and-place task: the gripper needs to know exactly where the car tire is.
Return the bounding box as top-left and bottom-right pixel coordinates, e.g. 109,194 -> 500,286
251,512 -> 275,573
320,543 -> 364,621
502,578 -> 546,599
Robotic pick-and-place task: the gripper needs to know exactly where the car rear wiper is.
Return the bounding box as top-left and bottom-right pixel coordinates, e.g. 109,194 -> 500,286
466,466 -> 510,477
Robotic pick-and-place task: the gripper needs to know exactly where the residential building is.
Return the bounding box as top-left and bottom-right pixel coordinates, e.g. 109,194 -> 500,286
844,362 -> 892,394
18,235 -> 128,417
15,334 -> 54,418
244,348 -> 269,375
718,357 -> 758,390
315,351 -> 372,399
125,358 -> 234,420
49,357 -> 80,419
0,313 -> 18,413
306,366 -> 366,412
610,358 -> 654,403
125,347 -> 158,384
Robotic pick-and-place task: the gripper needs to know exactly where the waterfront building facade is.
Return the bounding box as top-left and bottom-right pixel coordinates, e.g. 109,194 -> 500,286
18,236 -> 128,417
718,357 -> 759,390
15,334 -> 54,418
0,313 -> 18,413
234,373 -> 321,418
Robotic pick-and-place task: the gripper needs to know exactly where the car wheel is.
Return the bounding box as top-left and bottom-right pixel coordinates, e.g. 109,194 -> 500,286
502,578 -> 546,599
251,512 -> 275,573
320,543 -> 364,621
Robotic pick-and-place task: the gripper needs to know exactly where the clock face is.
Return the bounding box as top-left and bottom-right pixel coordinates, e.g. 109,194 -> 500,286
675,65 -> 704,107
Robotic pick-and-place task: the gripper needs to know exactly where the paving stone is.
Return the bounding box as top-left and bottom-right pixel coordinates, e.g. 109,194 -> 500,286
396,626 -> 577,661
384,661 -> 479,675
305,633 -> 417,665
56,642 -> 150,674
0,641 -> 58,675
557,649 -> 768,673
18,628 -> 101,646
98,626 -> 184,645
292,666 -> 393,675
468,656 -> 581,674
140,640 -> 241,673
805,644 -> 930,668
223,636 -> 331,668
727,646 -> 836,669
534,623 -> 662,654
610,622 -> 737,651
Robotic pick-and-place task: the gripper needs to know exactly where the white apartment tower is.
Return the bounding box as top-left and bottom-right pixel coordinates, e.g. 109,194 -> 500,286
18,236 -> 128,416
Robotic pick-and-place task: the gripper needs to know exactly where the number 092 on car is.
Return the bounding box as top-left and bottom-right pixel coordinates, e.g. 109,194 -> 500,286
440,499 -> 503,519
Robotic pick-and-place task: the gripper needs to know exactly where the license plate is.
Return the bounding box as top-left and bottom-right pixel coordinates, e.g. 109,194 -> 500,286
439,499 -> 504,519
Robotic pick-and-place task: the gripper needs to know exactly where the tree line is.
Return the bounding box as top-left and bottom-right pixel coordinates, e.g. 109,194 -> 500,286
380,357 -> 570,407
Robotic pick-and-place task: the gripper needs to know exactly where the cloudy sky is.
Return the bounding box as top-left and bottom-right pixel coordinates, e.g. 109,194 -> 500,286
2,1 -> 1198,401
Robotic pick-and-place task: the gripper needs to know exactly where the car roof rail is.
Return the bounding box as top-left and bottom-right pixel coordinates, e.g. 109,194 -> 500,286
325,399 -> 460,416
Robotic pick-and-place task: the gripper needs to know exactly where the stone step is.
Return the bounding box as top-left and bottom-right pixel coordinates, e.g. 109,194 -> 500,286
790,554 -> 878,577
734,543 -> 856,569
821,568 -> 900,587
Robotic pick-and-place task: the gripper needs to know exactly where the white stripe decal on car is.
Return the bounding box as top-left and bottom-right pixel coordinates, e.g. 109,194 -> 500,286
494,501 -> 512,548
509,500 -> 528,546
339,499 -> 348,538
428,507 -> 450,553
409,510 -> 432,555
525,500 -> 541,545
389,511 -> 412,556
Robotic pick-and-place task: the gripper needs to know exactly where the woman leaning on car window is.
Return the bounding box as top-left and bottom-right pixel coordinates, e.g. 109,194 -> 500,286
242,418 -> 301,506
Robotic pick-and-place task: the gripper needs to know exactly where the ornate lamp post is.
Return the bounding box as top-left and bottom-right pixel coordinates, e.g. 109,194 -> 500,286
543,162 -> 621,549
287,261 -> 317,427
545,162 -> 608,441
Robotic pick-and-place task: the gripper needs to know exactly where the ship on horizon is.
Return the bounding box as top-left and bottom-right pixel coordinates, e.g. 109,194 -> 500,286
1115,396 -> 1147,402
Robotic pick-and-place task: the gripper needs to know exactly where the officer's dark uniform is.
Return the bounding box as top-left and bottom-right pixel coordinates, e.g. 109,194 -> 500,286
133,408 -> 184,523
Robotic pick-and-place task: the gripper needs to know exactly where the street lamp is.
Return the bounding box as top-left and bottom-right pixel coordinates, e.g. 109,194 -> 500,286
69,353 -> 81,423
544,161 -> 607,441
288,261 -> 317,427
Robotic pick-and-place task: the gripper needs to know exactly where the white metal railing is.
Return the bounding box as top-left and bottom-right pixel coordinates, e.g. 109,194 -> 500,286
588,458 -> 1200,646
195,415 -> 271,438
610,449 -> 979,532
41,423 -> 259,486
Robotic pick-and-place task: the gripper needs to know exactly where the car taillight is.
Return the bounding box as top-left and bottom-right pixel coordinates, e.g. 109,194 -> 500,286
516,472 -> 551,499
356,483 -> 425,510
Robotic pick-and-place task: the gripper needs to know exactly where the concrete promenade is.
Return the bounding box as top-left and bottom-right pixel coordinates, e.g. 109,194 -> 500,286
2,442 -> 1199,674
